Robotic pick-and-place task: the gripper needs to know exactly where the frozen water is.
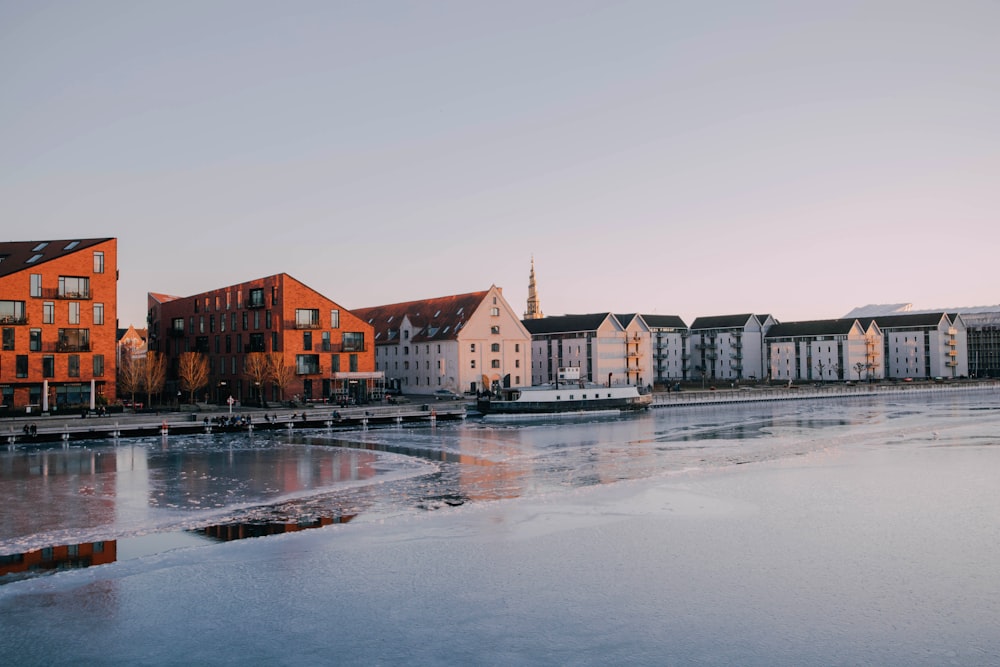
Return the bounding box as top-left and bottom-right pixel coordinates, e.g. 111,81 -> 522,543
2,389 -> 1000,665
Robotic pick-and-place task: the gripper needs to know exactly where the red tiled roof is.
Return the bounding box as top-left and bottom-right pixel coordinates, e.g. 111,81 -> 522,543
354,291 -> 490,344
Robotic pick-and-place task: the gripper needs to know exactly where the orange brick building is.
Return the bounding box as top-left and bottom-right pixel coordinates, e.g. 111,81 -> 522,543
148,273 -> 376,405
0,238 -> 118,412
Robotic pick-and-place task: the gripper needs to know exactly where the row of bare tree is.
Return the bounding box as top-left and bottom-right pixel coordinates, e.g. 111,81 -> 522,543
118,351 -> 294,408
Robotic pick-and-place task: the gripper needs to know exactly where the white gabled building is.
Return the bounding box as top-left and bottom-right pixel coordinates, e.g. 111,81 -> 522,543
765,318 -> 883,382
354,286 -> 530,396
524,313 -> 638,387
638,314 -> 689,384
688,314 -> 773,382
860,312 -> 968,379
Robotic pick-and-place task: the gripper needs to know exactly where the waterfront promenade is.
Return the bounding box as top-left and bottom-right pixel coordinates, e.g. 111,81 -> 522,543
4,381 -> 996,446
2,399 -> 469,445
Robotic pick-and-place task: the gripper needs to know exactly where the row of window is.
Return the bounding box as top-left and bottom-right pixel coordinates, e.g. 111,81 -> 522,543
173,309 -> 341,335
3,328 -> 91,352
0,300 -> 104,326
28,273 -> 99,299
7,353 -> 104,378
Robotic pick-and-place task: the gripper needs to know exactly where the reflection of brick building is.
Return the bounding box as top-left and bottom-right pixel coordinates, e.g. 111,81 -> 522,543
0,540 -> 117,576
0,238 -> 118,410
148,274 -> 374,404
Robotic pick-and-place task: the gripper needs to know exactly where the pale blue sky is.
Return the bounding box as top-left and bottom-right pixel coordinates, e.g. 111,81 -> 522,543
3,1 -> 998,327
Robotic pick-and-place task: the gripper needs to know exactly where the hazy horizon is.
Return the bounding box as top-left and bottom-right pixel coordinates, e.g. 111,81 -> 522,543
3,1 -> 998,327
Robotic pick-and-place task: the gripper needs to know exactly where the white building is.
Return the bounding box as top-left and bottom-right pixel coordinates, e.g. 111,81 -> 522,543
688,314 -> 773,382
638,314 -> 689,384
860,312 -> 967,379
523,313 -> 640,387
355,286 -> 530,396
765,318 -> 883,382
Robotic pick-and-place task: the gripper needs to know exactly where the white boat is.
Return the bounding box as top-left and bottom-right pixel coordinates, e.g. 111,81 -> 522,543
476,368 -> 652,416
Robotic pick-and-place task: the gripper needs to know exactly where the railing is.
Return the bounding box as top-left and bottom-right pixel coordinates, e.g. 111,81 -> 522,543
0,316 -> 28,325
246,301 -> 265,309
295,322 -> 322,330
168,328 -> 186,338
41,288 -> 91,300
48,342 -> 91,352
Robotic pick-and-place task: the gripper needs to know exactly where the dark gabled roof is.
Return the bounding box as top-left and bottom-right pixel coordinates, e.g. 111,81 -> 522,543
766,319 -> 859,339
522,313 -> 616,335
354,290 -> 490,344
0,238 -> 112,278
857,312 -> 948,330
689,314 -> 756,330
639,314 -> 687,329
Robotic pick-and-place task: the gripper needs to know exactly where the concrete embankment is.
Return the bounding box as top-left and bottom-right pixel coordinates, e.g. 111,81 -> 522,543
652,381 -> 999,408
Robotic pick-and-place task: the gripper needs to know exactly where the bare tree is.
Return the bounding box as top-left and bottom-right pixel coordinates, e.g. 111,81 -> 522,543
143,351 -> 167,408
815,359 -> 827,383
244,352 -> 270,406
178,352 -> 210,403
267,352 -> 295,403
853,362 -> 866,382
117,347 -> 142,407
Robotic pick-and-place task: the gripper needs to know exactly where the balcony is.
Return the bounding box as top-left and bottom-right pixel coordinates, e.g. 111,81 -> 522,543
168,328 -> 186,338
948,350 -> 957,357
0,315 -> 28,325
730,352 -> 743,360
946,360 -> 958,367
42,288 -> 91,300
627,351 -> 641,359
294,321 -> 322,330
51,341 -> 91,353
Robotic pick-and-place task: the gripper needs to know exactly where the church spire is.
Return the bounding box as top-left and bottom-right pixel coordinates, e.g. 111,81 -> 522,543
524,256 -> 544,320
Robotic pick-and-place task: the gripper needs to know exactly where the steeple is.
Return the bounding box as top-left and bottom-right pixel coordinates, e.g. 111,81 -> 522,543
524,256 -> 544,320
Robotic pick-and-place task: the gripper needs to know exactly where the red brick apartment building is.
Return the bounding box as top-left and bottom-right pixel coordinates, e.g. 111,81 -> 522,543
148,274 -> 376,405
0,238 -> 118,412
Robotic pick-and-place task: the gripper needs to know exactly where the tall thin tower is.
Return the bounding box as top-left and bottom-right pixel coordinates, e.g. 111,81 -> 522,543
524,256 -> 544,320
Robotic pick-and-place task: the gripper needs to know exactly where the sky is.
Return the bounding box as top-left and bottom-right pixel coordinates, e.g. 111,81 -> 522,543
2,1 -> 998,328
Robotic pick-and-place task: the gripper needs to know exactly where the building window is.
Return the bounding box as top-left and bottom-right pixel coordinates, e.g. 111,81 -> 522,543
491,326 -> 500,335
209,314 -> 215,333
42,355 -> 54,378
491,343 -> 500,352
93,354 -> 104,377
303,331 -> 313,351
471,359 -> 476,369
29,328 -> 41,351
350,354 -> 358,372
1,328 -> 13,350
0,300 -> 26,324
248,333 -> 265,352
93,251 -> 104,274
68,302 -> 80,325
16,355 -> 28,378
331,355 -> 340,372
491,307 -> 499,316
242,312 -> 248,330
248,288 -> 264,308
58,276 -> 90,299
93,303 -> 104,325
266,310 -> 272,329
272,331 -> 279,352
232,312 -> 238,332
330,309 -> 340,329
491,359 -> 501,368
470,343 -> 476,352
296,354 -> 320,374
68,355 -> 80,377
515,359 -> 520,368
296,309 -> 320,328
30,274 -> 42,297
253,310 -> 260,330
342,332 -> 364,352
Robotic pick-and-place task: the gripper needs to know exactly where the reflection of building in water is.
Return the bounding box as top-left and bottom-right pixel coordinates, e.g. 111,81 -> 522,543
196,515 -> 355,542
0,539 -> 117,577
454,430 -> 528,502
157,448 -> 379,507
1,449 -> 119,539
